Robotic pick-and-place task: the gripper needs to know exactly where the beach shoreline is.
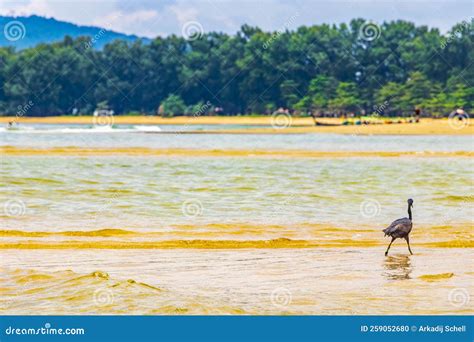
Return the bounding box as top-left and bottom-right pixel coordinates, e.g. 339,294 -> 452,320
1,116 -> 472,135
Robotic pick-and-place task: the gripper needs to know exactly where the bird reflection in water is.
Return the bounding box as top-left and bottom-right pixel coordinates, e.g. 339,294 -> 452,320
383,255 -> 412,280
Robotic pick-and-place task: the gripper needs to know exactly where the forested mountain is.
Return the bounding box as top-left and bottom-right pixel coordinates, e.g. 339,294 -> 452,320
0,19 -> 472,116
0,15 -> 147,50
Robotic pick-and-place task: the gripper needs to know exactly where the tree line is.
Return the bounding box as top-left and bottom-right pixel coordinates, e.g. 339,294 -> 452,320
0,19 -> 472,117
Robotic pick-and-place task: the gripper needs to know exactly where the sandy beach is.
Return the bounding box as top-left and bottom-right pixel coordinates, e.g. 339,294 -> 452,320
1,116 -> 472,135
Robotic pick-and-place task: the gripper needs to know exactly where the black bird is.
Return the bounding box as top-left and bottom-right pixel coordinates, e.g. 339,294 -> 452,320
383,199 -> 414,256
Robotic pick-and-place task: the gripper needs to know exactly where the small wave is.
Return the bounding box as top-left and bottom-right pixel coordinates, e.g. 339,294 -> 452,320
0,125 -> 162,134
2,237 -> 472,249
435,195 -> 474,203
0,268 -> 166,314
1,268 -> 249,315
419,273 -> 454,282
132,125 -> 162,132
0,236 -> 386,249
423,240 -> 474,248
0,228 -> 136,238
0,126 -> 35,132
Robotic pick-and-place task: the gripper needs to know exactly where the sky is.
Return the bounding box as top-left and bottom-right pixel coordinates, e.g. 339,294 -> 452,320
0,0 -> 472,37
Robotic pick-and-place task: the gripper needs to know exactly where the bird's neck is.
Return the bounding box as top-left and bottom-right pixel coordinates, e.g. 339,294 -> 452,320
408,206 -> 412,220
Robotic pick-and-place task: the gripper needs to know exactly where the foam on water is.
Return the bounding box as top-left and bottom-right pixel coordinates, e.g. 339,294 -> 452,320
1,125 -> 162,134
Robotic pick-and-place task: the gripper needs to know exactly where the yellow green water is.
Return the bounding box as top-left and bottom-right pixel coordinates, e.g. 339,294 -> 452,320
1,126 -> 473,314
1,249 -> 472,315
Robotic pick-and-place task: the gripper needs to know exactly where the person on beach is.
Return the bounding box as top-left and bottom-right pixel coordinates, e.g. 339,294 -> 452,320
414,108 -> 421,123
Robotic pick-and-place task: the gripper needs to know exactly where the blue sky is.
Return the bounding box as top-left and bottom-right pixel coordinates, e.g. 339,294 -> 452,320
1,0 -> 472,37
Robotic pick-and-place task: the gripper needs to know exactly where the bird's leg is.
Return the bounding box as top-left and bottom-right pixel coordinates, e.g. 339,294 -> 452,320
385,237 -> 396,256
405,236 -> 413,255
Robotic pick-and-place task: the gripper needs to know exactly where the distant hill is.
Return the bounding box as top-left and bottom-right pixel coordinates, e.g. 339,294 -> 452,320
0,15 -> 150,49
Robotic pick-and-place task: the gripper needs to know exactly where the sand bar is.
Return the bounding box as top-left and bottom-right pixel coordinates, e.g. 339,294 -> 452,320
2,146 -> 472,158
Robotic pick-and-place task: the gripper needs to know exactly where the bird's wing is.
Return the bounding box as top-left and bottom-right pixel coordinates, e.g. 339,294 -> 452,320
383,217 -> 412,236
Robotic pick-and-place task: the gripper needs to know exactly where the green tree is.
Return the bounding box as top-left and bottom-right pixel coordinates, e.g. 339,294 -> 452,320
376,82 -> 405,116
295,75 -> 338,114
161,94 -> 186,117
0,20 -> 472,117
449,83 -> 473,111
400,72 -> 434,114
329,82 -> 361,114
423,92 -> 452,117
280,80 -> 300,109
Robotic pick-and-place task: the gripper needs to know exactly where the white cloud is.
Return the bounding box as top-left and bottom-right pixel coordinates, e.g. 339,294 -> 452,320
0,0 -> 51,17
169,3 -> 199,26
93,9 -> 161,37
0,0 -> 471,37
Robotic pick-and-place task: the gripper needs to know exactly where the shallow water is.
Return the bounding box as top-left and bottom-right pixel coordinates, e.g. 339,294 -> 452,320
0,124 -> 473,314
1,249 -> 472,315
2,156 -> 472,231
2,123 -> 473,151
